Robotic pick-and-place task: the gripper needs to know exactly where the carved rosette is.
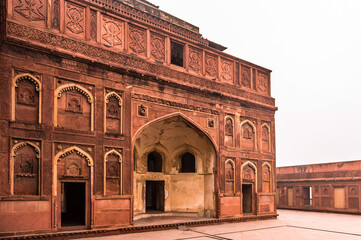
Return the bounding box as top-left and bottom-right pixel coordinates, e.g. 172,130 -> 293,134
189,47 -> 202,73
241,65 -> 251,88
257,72 -> 269,94
150,33 -> 165,61
13,0 -> 46,23
101,16 -> 123,48
128,25 -> 146,56
65,1 -> 85,37
205,53 -> 217,78
221,58 -> 234,83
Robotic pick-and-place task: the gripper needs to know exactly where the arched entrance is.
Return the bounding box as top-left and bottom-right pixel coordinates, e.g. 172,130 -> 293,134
133,114 -> 217,217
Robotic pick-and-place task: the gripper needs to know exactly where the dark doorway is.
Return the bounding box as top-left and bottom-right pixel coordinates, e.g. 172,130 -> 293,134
148,151 -> 162,172
181,152 -> 195,173
146,181 -> 164,212
303,187 -> 312,206
61,182 -> 85,227
242,184 -> 253,214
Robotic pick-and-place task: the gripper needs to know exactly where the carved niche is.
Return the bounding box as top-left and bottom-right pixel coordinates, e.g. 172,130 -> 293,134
205,52 -> 218,78
189,47 -> 202,73
241,121 -> 256,151
150,33 -> 165,61
56,83 -> 92,131
52,0 -> 60,30
225,160 -> 235,194
101,15 -> 123,48
12,141 -> 40,195
57,148 -> 90,179
241,65 -> 251,88
262,125 -> 270,152
65,1 -> 85,37
13,0 -> 46,23
90,10 -> 97,41
257,72 -> 269,94
242,164 -> 255,183
224,116 -> 234,147
105,91 -> 122,134
14,75 -> 40,124
105,150 -> 122,195
221,58 -> 234,83
262,164 -> 271,192
128,25 -> 146,56
137,104 -> 148,117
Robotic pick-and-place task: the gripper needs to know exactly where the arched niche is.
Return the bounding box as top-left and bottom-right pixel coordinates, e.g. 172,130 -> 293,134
241,161 -> 257,214
10,141 -> 41,196
54,83 -> 94,131
147,151 -> 163,172
224,116 -> 234,147
104,91 -> 122,134
240,120 -> 257,151
262,162 -> 272,193
12,74 -> 42,124
261,123 -> 271,152
133,113 -> 217,217
104,149 -> 122,195
225,159 -> 235,194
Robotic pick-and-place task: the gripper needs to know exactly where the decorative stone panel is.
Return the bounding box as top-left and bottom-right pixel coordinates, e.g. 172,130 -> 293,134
128,25 -> 146,56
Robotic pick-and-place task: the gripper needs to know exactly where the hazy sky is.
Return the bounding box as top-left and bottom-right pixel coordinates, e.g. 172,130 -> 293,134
150,0 -> 361,167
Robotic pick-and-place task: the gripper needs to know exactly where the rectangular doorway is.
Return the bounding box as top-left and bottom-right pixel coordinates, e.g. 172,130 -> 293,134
334,187 -> 345,208
146,181 -> 164,212
61,182 -> 86,227
242,184 -> 253,214
303,187 -> 312,206
288,187 -> 294,206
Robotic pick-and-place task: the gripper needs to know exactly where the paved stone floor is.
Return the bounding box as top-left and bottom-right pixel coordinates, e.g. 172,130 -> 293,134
85,210 -> 361,239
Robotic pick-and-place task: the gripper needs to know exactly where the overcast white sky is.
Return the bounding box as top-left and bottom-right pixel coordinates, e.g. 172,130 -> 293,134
150,0 -> 361,167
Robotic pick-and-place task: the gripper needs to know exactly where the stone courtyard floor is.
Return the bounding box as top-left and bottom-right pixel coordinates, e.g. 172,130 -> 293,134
84,209 -> 361,240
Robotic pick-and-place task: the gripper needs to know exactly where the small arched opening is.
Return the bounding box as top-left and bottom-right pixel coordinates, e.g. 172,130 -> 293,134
148,151 -> 162,172
180,152 -> 196,173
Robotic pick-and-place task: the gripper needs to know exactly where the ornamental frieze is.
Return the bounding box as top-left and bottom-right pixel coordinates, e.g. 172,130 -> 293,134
6,21 -> 275,107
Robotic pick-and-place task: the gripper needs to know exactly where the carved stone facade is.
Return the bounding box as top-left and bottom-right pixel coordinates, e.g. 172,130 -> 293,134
0,0 -> 276,236
277,161 -> 361,214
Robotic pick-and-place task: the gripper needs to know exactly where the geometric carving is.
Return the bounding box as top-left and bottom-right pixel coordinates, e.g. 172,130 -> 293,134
225,159 -> 235,194
221,58 -> 233,83
257,71 -> 269,94
205,52 -> 217,78
241,65 -> 251,88
150,33 -> 165,61
102,16 -> 123,47
52,0 -> 60,30
189,47 -> 202,73
129,25 -> 146,56
13,0 -> 46,22
90,10 -> 97,41
65,1 -> 85,35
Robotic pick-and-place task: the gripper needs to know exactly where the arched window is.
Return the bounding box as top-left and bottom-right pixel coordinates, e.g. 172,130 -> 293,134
147,151 -> 162,172
181,152 -> 195,173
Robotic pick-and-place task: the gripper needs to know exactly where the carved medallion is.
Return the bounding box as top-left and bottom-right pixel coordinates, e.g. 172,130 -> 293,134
107,101 -> 119,118
66,92 -> 82,113
189,47 -> 202,73
17,84 -> 35,105
66,159 -> 81,176
13,0 -> 46,22
150,33 -> 165,61
137,104 -> 147,117
20,157 -> 34,174
129,25 -> 146,55
221,59 -> 233,82
65,2 -> 85,35
102,16 -> 123,47
205,53 -> 217,78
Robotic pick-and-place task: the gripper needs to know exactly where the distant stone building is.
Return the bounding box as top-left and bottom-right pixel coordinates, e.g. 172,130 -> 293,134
277,161 -> 361,214
0,0 -> 277,235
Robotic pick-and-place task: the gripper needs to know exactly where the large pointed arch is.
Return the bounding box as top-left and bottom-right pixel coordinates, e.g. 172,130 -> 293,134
54,83 -> 94,131
52,146 -> 94,196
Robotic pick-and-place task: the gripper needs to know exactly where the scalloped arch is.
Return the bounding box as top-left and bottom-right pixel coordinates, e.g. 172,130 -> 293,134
105,92 -> 122,106
55,83 -> 93,103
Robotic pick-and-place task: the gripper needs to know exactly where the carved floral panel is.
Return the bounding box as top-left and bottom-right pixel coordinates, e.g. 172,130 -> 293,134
101,15 -> 123,48
150,32 -> 165,61
65,1 -> 85,37
257,71 -> 269,94
241,65 -> 251,88
188,46 -> 202,73
128,25 -> 146,56
205,52 -> 217,78
13,0 -> 46,23
221,58 -> 234,83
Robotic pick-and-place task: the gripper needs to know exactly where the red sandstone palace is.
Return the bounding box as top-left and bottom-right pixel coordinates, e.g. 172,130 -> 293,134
0,0 -> 277,235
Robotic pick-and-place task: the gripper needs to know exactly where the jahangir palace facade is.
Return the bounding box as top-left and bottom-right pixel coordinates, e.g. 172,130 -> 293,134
0,0 -> 277,235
